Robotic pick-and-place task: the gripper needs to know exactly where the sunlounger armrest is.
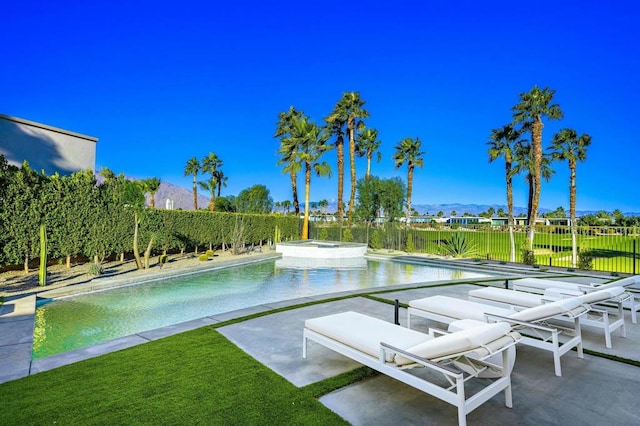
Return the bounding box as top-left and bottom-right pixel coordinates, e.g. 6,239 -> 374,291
379,342 -> 462,377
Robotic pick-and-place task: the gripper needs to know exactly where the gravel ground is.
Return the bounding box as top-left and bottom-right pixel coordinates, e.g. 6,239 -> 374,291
0,248 -> 275,299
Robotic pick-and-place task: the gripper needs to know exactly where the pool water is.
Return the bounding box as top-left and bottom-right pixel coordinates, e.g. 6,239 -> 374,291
33,258 -> 495,358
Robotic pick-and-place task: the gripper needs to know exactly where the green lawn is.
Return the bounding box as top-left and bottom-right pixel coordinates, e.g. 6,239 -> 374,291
404,227 -> 639,273
0,326 -> 352,425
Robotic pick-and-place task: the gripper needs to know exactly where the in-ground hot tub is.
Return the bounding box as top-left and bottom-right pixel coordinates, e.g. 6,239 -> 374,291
275,240 -> 367,259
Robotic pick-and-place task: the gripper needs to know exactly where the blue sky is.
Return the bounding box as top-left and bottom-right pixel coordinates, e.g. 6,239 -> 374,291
2,1 -> 639,213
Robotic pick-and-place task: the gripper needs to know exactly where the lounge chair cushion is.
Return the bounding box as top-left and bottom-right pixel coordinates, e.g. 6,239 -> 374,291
576,286 -> 625,304
409,295 -> 515,321
305,311 -> 429,362
508,298 -> 587,321
594,276 -> 640,291
514,278 -> 583,292
469,287 -> 543,307
397,322 -> 513,366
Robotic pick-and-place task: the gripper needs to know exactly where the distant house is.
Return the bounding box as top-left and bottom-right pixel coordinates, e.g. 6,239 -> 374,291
448,216 -> 492,226
0,113 -> 98,175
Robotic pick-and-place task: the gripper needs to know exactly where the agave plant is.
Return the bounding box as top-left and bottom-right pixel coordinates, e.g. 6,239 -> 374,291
440,232 -> 477,258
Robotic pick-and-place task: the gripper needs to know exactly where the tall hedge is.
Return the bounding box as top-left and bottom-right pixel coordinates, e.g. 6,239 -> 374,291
0,159 -> 301,269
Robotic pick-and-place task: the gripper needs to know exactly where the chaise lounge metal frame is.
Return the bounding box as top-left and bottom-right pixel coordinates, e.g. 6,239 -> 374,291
303,311 -> 521,426
407,295 -> 587,377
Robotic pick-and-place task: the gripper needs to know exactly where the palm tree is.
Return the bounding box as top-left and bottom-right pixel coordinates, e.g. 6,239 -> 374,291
393,137 -> 424,226
139,177 -> 161,208
357,128 -> 382,179
318,199 -> 329,220
283,116 -> 331,239
512,86 -> 563,245
281,199 -> 291,215
184,157 -> 201,210
275,106 -> 304,215
201,152 -> 223,211
198,178 -> 217,211
326,92 -> 369,225
487,124 -> 522,262
550,128 -> 591,267
214,169 -> 227,197
513,142 -> 556,227
324,108 -> 346,224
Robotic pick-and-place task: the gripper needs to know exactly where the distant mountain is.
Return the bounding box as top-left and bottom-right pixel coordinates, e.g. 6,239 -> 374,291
299,201 -> 640,217
146,181 -> 210,210
95,174 -> 210,210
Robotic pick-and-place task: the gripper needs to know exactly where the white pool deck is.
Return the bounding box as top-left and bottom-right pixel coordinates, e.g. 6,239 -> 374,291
1,256 -> 639,424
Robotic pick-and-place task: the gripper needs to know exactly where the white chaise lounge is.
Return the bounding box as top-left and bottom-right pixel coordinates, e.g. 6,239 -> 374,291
468,286 -> 627,348
303,311 -> 521,426
511,276 -> 640,324
407,295 -> 589,376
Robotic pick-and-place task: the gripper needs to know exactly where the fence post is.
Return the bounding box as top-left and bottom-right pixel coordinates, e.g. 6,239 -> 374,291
394,299 -> 400,325
634,240 -> 637,275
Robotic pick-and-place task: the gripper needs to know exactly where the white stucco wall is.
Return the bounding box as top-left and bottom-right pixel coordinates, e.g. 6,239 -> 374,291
0,114 -> 97,175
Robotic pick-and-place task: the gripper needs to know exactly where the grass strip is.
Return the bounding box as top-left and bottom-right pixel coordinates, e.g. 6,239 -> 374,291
582,348 -> 640,368
302,366 -> 378,398
0,328 -> 348,425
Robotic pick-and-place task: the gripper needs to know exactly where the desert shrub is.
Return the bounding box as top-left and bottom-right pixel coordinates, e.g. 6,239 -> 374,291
520,243 -> 536,265
158,254 -> 168,265
198,253 -> 209,261
87,263 -> 104,276
342,228 -> 353,243
577,249 -> 594,270
369,230 -> 382,249
441,232 -> 476,258
405,233 -> 415,253
318,227 -> 328,241
206,249 -> 215,257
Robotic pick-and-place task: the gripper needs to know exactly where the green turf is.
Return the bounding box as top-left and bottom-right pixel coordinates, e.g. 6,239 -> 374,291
402,227 -> 640,273
0,327 -> 348,425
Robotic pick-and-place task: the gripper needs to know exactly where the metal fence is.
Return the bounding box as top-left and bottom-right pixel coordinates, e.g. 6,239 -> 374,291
309,222 -> 640,274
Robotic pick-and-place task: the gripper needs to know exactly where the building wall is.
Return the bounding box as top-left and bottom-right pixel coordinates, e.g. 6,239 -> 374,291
0,114 -> 97,175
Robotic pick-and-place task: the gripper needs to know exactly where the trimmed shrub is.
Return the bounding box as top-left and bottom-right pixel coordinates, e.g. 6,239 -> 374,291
520,245 -> 536,266
206,249 -> 215,257
405,233 -> 415,253
198,254 -> 209,261
369,230 -> 382,249
342,228 -> 353,243
578,249 -> 594,270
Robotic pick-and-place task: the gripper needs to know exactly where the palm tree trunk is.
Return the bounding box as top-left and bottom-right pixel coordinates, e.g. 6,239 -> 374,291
366,153 -> 372,179
406,165 -> 413,226
132,211 -> 142,270
526,175 -> 534,246
143,236 -> 155,269
290,172 -> 300,215
506,162 -> 516,263
208,194 -> 216,211
348,122 -> 356,226
192,175 -> 198,210
570,161 -> 577,267
336,136 -> 344,225
529,119 -> 544,247
302,164 -> 311,240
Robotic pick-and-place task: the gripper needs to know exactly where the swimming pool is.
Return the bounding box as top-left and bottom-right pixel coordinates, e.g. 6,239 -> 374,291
33,257 -> 498,358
